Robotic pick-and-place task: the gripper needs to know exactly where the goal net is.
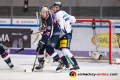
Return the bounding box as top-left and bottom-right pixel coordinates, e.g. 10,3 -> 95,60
71,20 -> 120,64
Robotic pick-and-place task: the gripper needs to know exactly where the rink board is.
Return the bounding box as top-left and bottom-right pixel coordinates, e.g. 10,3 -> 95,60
0,25 -> 120,58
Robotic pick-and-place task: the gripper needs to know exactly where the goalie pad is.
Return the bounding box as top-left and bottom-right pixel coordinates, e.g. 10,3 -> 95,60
32,33 -> 42,46
91,51 -> 100,60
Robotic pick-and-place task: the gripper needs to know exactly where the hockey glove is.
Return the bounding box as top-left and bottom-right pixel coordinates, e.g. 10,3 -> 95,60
38,40 -> 45,49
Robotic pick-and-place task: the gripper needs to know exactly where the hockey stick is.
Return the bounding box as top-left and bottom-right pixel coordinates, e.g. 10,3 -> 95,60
91,18 -> 101,59
24,12 -> 41,73
31,12 -> 40,72
31,47 -> 40,72
31,12 -> 43,35
92,18 -> 99,52
24,47 -> 40,72
31,31 -> 43,35
0,44 -> 24,53
31,12 -> 43,46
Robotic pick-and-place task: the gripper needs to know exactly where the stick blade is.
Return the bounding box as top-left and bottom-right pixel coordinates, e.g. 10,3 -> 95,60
16,48 -> 24,53
13,48 -> 24,53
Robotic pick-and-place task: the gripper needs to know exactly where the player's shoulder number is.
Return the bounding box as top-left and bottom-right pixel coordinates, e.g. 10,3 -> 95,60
63,13 -> 69,21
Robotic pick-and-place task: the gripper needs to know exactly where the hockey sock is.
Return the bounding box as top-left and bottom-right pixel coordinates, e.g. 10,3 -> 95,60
70,56 -> 78,66
55,49 -> 68,64
37,46 -> 45,63
53,54 -> 59,61
38,57 -> 44,63
46,47 -> 60,62
62,48 -> 78,66
66,55 -> 74,66
61,56 -> 69,65
1,52 -> 11,64
5,58 -> 11,64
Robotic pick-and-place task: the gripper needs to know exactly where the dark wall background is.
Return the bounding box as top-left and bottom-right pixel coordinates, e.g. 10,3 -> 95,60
0,0 -> 120,19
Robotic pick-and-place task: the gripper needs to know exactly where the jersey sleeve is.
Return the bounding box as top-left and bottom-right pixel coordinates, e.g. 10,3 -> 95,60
56,12 -> 64,29
42,20 -> 54,42
69,15 -> 76,24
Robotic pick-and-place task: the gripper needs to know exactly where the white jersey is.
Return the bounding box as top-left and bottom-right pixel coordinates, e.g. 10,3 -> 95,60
55,10 -> 76,37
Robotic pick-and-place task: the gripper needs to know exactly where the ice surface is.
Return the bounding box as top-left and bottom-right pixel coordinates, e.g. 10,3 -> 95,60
0,54 -> 120,80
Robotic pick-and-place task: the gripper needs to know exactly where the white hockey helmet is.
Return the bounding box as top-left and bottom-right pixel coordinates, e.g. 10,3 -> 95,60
41,6 -> 50,12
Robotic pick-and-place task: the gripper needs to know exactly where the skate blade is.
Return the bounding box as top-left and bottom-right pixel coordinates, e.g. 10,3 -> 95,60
35,69 -> 43,72
63,67 -> 70,70
70,69 -> 80,72
56,69 -> 63,73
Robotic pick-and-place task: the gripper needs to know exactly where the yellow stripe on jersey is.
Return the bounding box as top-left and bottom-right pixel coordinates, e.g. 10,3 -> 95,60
60,40 -> 67,48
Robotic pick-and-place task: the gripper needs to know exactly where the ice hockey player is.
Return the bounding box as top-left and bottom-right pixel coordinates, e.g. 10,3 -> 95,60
0,45 -> 14,68
52,2 -> 80,71
35,6 -> 64,72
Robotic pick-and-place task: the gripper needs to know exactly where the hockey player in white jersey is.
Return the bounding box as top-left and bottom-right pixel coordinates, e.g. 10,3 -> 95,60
52,2 -> 80,71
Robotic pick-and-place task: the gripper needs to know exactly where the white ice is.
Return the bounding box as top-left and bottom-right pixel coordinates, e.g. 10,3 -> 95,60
0,54 -> 120,80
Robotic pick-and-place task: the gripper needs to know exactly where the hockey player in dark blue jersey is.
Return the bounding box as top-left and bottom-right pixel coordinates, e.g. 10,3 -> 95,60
0,44 -> 14,68
35,6 -> 63,72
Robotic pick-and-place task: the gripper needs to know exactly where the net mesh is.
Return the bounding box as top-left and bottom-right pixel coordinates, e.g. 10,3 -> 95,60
111,21 -> 120,64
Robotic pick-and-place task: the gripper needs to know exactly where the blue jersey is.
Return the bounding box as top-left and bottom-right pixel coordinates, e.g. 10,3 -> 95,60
41,13 -> 61,42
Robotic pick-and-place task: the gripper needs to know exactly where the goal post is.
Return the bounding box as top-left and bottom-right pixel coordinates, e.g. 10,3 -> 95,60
73,20 -> 120,65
